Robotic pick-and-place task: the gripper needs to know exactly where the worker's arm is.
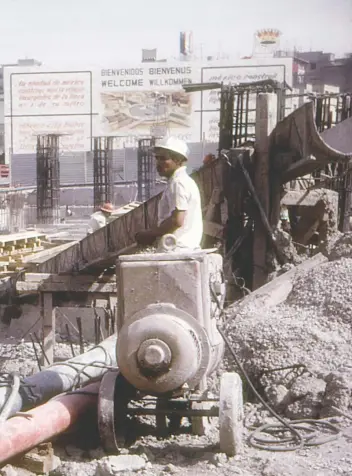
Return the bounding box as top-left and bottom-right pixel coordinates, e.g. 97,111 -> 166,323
135,182 -> 188,245
135,210 -> 186,245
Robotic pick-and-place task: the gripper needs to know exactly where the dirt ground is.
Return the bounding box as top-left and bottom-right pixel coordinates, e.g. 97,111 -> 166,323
0,339 -> 351,476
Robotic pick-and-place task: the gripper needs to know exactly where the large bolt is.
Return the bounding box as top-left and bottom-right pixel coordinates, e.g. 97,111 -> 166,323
137,339 -> 172,373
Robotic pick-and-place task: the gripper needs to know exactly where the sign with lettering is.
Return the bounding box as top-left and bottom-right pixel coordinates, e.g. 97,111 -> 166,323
200,59 -> 292,141
11,116 -> 91,154
10,71 -> 92,116
3,58 -> 292,160
4,70 -> 92,157
98,65 -> 199,148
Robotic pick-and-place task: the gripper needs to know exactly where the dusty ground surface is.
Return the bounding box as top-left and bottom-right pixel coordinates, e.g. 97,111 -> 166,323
0,341 -> 351,475
1,235 -> 352,475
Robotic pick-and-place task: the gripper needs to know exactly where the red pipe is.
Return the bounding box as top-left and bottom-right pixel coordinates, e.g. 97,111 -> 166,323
0,382 -> 100,465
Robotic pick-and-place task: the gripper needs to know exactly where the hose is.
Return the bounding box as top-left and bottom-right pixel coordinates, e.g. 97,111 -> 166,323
0,373 -> 20,423
217,325 -> 341,451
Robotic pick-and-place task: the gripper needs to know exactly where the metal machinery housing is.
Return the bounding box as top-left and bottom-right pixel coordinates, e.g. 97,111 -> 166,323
98,244 -> 244,456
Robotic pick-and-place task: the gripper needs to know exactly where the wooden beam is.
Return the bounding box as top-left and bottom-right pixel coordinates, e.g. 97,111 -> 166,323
230,253 -> 327,310
24,273 -> 113,283
203,220 -> 224,239
16,273 -> 117,294
252,93 -> 278,289
22,241 -> 79,265
281,189 -> 338,207
41,292 -> 55,366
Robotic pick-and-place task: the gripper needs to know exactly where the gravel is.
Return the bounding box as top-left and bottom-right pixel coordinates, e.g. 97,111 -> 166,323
225,252 -> 352,420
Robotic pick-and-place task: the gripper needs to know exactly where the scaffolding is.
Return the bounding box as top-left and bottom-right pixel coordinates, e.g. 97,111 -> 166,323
137,138 -> 156,202
36,134 -> 60,225
93,136 -> 114,209
218,80 -> 285,152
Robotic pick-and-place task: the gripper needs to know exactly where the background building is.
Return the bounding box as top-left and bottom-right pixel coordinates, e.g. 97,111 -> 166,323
275,50 -> 352,92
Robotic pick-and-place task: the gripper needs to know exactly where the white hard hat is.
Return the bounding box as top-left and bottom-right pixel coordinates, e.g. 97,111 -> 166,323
154,136 -> 189,161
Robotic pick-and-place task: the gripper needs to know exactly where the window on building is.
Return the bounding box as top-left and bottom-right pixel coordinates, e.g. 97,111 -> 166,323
311,63 -> 317,70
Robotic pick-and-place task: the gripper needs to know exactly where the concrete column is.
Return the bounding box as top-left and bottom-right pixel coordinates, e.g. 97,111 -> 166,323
252,93 -> 278,290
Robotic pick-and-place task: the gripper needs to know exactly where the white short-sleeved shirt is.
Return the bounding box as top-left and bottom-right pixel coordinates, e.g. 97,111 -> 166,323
157,166 -> 203,249
87,211 -> 108,234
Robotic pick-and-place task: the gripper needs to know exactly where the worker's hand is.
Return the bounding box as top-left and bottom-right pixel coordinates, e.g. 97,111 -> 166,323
135,230 -> 157,246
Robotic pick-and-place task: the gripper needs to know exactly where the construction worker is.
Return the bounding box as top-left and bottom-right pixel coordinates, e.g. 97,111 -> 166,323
280,207 -> 291,233
203,153 -> 216,166
87,202 -> 114,234
135,137 -> 203,250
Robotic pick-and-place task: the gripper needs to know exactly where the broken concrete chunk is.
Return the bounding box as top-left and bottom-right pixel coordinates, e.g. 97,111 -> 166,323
95,455 -> 146,475
264,384 -> 290,408
0,465 -> 35,476
289,375 -> 326,399
285,393 -> 323,419
321,371 -> 352,417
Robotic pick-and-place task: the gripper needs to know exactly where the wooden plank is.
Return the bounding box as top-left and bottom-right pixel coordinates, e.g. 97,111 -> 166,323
231,253 -> 328,310
41,292 -> 55,366
281,189 -> 338,207
0,231 -> 47,247
24,273 -> 113,283
203,220 -> 224,239
17,280 -> 117,294
22,241 -> 79,265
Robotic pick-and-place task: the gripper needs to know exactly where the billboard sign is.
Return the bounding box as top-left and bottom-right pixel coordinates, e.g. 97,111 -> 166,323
200,59 -> 291,141
99,65 -> 199,147
3,58 -> 292,161
4,70 -> 92,156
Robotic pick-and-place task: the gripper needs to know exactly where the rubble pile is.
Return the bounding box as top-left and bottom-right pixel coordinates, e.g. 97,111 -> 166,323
225,242 -> 352,420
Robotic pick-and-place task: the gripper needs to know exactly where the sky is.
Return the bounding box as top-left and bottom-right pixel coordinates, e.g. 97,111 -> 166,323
1,0 -> 351,66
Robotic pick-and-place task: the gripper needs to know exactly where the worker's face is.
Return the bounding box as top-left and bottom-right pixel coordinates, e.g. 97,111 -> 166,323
155,152 -> 179,178
281,219 -> 291,232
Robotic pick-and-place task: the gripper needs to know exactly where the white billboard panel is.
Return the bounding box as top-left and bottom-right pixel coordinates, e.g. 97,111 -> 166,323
11,116 -> 91,154
200,59 -> 292,141
4,69 -> 93,159
8,71 -> 92,117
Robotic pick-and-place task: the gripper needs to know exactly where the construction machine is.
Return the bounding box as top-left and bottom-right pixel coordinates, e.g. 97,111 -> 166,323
97,235 -> 244,456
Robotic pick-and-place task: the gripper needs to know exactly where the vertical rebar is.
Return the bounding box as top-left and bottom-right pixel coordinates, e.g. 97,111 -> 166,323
76,317 -> 84,354
65,324 -> 75,358
137,138 -> 156,202
93,136 -> 114,209
36,134 -> 60,225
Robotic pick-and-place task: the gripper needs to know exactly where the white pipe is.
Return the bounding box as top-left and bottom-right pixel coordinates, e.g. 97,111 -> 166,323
0,334 -> 117,419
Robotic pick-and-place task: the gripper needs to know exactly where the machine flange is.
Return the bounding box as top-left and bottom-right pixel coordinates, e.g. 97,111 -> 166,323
98,370 -> 136,453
